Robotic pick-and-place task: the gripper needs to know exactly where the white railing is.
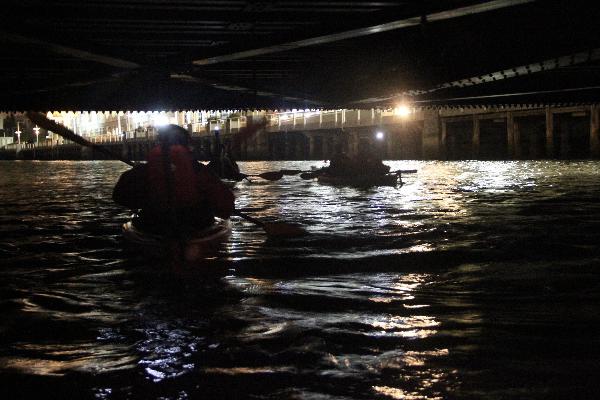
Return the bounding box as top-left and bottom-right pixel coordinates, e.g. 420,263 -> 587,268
2,110 -> 414,152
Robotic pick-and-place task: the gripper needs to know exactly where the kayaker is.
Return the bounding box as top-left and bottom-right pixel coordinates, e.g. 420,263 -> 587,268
207,141 -> 243,181
327,146 -> 389,176
363,149 -> 390,175
327,150 -> 354,176
207,118 -> 267,181
113,124 -> 235,233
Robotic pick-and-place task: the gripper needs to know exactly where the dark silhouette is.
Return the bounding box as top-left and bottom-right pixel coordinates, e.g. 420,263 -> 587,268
207,141 -> 243,181
327,145 -> 389,176
113,124 -> 234,233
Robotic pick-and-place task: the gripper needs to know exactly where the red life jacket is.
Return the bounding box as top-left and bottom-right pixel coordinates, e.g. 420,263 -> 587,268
146,144 -> 201,209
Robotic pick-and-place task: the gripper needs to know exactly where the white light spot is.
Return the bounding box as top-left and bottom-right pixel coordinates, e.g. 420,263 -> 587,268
154,113 -> 170,127
394,104 -> 411,118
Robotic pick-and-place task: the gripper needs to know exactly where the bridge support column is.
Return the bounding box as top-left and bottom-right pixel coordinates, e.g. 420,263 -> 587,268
559,115 -> 570,159
545,107 -> 554,158
296,135 -> 306,159
591,105 -> 600,158
507,112 -> 515,159
281,132 -> 289,159
353,132 -> 360,158
386,131 -> 394,159
81,146 -> 92,160
513,117 -> 522,159
422,109 -> 441,159
322,136 -> 329,159
472,117 -> 480,159
308,135 -> 316,159
255,130 -> 269,159
440,120 -> 447,160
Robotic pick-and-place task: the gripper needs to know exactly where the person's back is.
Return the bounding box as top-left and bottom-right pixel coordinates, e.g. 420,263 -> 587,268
113,124 -> 234,233
207,143 -> 243,181
328,147 -> 354,176
363,148 -> 390,175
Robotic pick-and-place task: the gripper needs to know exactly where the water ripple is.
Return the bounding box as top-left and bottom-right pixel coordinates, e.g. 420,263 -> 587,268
1,160 -> 599,399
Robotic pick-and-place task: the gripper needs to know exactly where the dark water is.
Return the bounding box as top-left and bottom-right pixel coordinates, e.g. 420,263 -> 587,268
1,160 -> 599,399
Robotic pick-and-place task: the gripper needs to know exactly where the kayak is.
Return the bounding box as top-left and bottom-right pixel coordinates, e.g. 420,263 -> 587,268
317,173 -> 399,187
122,217 -> 232,261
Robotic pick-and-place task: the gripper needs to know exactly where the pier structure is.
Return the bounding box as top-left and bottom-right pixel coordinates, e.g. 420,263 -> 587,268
1,104 -> 599,161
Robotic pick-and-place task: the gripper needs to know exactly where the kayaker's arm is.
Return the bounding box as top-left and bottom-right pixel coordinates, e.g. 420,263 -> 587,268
113,164 -> 148,209
196,165 -> 235,219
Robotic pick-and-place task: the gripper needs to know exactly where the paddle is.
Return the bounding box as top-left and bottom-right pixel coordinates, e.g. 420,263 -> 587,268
26,111 -> 306,238
238,171 -> 285,181
27,112 -> 136,167
280,169 -> 303,175
241,168 -> 324,180
235,168 -> 318,181
300,169 -> 326,179
299,167 -> 417,183
233,211 -> 306,238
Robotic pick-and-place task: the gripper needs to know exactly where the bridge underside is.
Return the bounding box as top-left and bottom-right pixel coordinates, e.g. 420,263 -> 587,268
2,0 -> 600,110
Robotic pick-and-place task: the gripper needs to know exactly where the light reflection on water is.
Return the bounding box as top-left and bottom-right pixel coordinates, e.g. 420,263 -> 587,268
0,160 -> 599,399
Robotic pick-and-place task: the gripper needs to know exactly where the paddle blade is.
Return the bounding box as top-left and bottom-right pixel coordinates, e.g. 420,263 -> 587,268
300,172 -> 318,180
263,222 -> 307,238
280,169 -> 302,175
231,173 -> 247,181
233,211 -> 307,238
258,171 -> 284,181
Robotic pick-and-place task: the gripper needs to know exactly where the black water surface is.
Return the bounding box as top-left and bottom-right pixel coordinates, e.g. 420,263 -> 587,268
1,160 -> 599,399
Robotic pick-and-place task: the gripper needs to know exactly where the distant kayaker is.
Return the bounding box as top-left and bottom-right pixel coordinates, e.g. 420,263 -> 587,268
113,124 -> 235,233
207,141 -> 243,181
327,146 -> 389,176
207,118 -> 267,181
363,148 -> 390,175
327,151 -> 354,176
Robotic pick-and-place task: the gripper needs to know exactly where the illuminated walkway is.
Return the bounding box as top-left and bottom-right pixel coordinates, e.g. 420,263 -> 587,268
1,105 -> 599,160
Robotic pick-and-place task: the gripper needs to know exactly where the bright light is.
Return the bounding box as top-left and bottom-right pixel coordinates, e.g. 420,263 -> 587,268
34,126 -> 40,144
153,113 -> 170,127
394,104 -> 411,118
376,131 -> 385,140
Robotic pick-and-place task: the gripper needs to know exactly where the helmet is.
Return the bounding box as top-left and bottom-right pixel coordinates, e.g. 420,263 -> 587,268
157,124 -> 190,146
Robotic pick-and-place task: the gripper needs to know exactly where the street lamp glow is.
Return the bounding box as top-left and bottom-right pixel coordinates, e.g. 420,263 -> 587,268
33,126 -> 40,145
376,131 -> 385,140
15,122 -> 21,144
394,104 -> 411,118
154,113 -> 170,127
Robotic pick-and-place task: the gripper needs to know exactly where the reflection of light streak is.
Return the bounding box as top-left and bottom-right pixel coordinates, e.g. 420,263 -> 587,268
368,315 -> 439,339
373,385 -> 442,400
371,315 -> 439,330
403,304 -> 429,309
204,366 -> 295,375
472,161 -> 519,191
0,344 -> 137,376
